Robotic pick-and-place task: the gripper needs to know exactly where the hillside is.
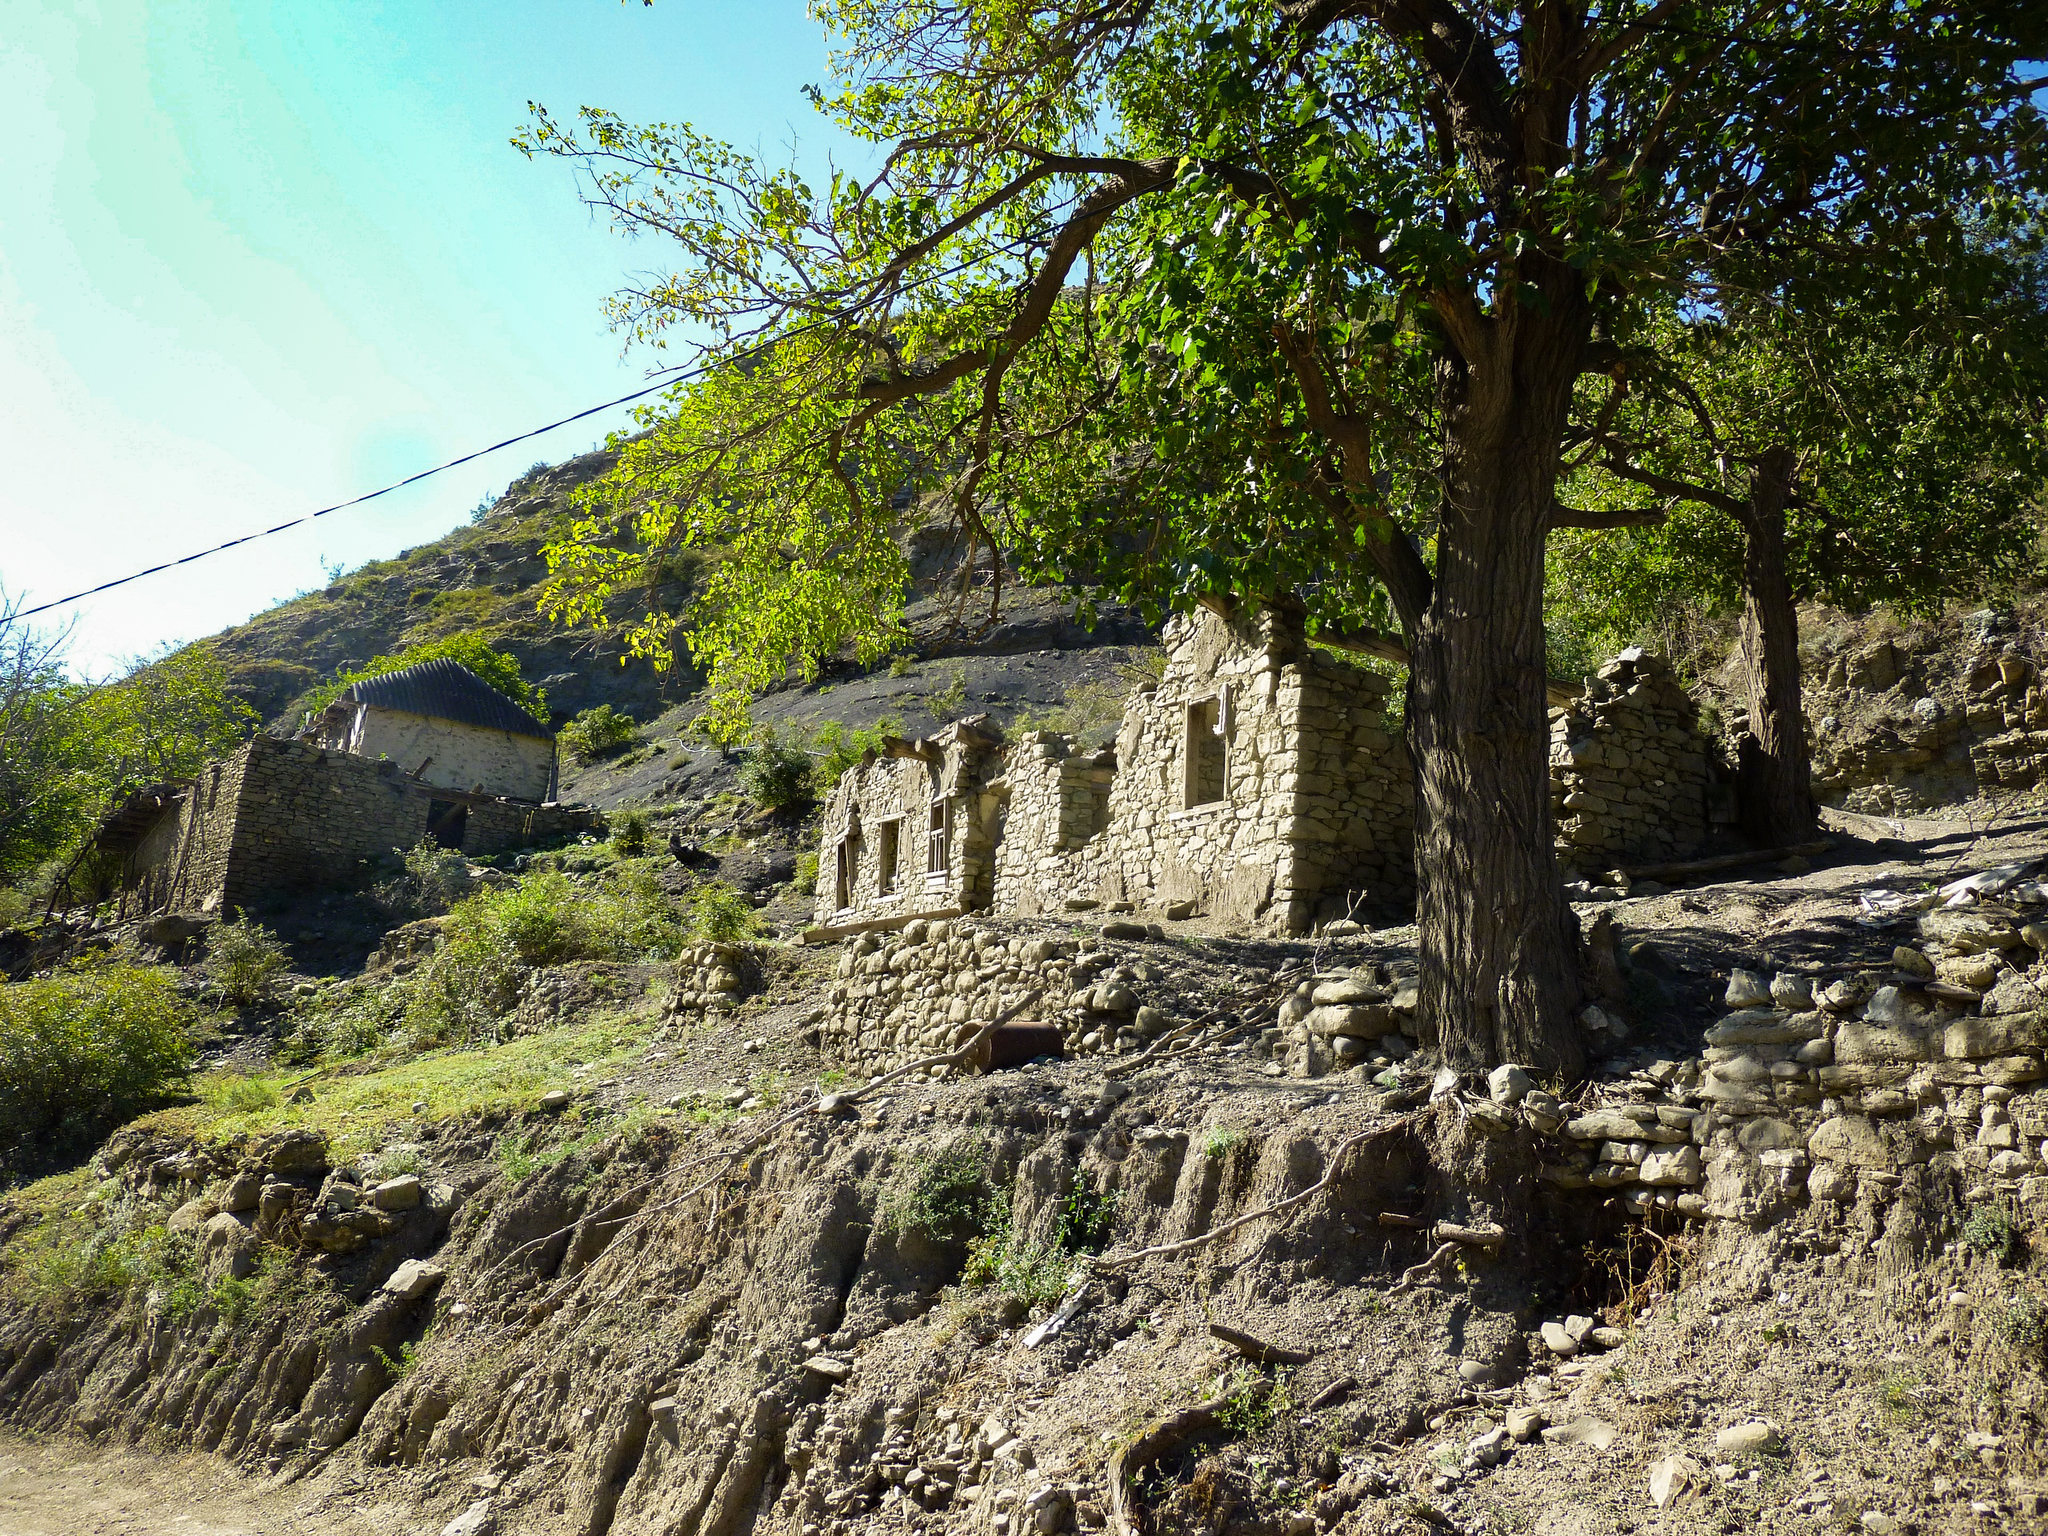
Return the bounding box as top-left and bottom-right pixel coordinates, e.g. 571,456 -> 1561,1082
205,449 -> 693,729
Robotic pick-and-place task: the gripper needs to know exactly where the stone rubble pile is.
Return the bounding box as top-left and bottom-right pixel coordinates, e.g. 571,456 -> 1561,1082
1274,966 -> 1421,1077
665,942 -> 764,1020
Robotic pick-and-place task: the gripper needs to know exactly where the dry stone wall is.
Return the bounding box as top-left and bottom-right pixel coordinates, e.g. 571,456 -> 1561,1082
992,607 -> 1414,933
1548,652 -> 1714,873
820,917 -> 1196,1078
665,943 -> 766,1019
119,738 -> 595,918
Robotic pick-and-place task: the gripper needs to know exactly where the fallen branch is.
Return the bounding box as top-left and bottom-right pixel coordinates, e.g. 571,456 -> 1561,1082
1208,1322 -> 1313,1366
1103,977 -> 1286,1078
1086,1117 -> 1417,1272
1307,1376 -> 1357,1411
1376,1212 -> 1428,1229
1108,1394 -> 1233,1536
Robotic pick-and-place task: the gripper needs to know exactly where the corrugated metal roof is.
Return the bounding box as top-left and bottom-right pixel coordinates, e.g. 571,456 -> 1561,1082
343,658 -> 553,740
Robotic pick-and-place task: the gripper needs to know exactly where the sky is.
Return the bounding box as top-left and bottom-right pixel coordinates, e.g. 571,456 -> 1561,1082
0,0 -> 856,676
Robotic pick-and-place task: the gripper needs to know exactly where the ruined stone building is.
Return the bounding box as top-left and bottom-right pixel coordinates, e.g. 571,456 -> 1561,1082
814,609 -> 1716,939
100,660 -> 592,919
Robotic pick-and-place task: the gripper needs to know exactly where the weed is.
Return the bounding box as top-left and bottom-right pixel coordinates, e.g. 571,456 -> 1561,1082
1215,1365 -> 1294,1435
889,654 -> 916,677
1876,1371 -> 1922,1424
884,1141 -> 994,1243
1055,1169 -> 1118,1255
1200,1125 -> 1244,1160
371,1339 -> 426,1379
1962,1205 -> 2021,1262
203,913 -> 291,1005
793,850 -> 819,896
205,1074 -> 280,1114
804,716 -> 904,787
1993,1293 -> 2048,1357
962,1216 -> 1075,1308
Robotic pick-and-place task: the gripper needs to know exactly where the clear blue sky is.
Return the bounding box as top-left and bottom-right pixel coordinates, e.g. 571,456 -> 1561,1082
0,0 -> 854,676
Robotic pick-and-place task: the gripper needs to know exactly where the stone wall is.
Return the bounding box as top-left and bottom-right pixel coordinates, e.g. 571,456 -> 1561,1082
993,607 -> 1413,933
812,721 -> 1004,931
119,738 -> 595,917
1548,651 -> 1713,873
819,917 -> 1187,1078
1510,904 -> 2048,1221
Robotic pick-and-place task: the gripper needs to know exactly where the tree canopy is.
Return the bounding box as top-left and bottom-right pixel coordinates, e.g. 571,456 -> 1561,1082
301,635 -> 549,724
524,0 -> 2046,1069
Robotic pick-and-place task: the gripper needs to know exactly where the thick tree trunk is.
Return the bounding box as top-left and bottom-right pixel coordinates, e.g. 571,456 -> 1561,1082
1736,448 -> 1815,846
1407,319 -> 1586,1078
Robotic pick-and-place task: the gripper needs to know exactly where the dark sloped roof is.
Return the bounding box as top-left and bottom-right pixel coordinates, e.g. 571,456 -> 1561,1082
343,658 -> 553,741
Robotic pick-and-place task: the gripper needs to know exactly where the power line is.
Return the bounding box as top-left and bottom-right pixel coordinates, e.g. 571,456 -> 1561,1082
10,374 -> 692,623
12,210 -> 1085,624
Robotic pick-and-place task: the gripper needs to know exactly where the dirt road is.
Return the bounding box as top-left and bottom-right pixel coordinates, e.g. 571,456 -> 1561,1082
0,1432 -> 415,1536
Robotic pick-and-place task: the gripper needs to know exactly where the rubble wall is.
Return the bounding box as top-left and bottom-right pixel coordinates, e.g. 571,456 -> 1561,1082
820,917 -> 1190,1077
1548,652 -> 1713,873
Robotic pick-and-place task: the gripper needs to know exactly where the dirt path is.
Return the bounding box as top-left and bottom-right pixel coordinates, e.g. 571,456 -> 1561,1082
0,1432 -> 416,1536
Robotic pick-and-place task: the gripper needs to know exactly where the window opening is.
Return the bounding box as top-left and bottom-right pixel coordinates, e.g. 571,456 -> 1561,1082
927,800 -> 950,878
876,819 -> 900,895
424,799 -> 469,850
1184,697 -> 1226,808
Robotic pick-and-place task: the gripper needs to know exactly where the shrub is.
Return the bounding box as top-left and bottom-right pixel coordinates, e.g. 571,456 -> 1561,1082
558,705 -> 638,761
889,655 -> 916,677
793,851 -> 820,896
0,966 -> 195,1151
203,913 -> 290,1006
687,883 -> 759,944
885,1142 -> 993,1242
589,862 -> 688,959
742,728 -> 814,812
610,809 -> 651,856
808,716 -> 902,787
922,666 -> 968,726
1962,1205 -> 2020,1261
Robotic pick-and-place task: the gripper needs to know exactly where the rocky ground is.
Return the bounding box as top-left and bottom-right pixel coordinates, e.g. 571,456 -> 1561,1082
3,803 -> 2047,1536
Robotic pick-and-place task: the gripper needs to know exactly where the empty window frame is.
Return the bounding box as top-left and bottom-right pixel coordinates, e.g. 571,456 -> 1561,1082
927,799 -> 951,879
1184,697 -> 1227,808
876,819 -> 901,895
424,799 -> 469,850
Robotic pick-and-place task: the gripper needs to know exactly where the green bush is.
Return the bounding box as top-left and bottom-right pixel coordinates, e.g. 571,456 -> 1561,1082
807,716 -> 902,787
203,913 -> 290,1006
558,705 -> 638,761
1962,1205 -> 2021,1261
687,882 -> 759,944
884,1142 -> 993,1242
0,966 -> 195,1151
609,808 -> 652,856
793,850 -> 819,897
742,728 -> 814,812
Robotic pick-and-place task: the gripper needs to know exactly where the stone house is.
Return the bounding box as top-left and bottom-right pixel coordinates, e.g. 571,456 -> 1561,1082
100,662 -> 591,919
815,606 -> 1414,938
306,657 -> 558,805
813,608 -> 1717,939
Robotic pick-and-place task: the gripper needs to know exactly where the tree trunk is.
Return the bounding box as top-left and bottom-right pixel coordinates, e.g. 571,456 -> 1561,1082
1407,316 -> 1587,1078
1736,448 -> 1815,845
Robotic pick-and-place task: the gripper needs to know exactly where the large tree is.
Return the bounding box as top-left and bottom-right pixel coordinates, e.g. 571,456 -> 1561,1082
525,2 -> 2043,1072
1558,248 -> 2048,845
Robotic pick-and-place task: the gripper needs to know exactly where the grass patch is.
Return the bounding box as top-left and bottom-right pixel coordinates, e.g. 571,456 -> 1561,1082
1962,1204 -> 2021,1262
135,1006 -> 660,1161
883,1140 -> 994,1243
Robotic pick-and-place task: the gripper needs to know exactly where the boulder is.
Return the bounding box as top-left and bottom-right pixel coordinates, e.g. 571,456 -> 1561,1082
1724,969 -> 1773,1008
1488,1064 -> 1534,1106
380,1259 -> 446,1302
1715,1420 -> 1783,1457
1639,1145 -> 1702,1186
370,1175 -> 423,1212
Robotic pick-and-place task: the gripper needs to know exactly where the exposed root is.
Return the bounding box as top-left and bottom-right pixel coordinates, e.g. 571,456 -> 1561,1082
1107,1393 -> 1232,1536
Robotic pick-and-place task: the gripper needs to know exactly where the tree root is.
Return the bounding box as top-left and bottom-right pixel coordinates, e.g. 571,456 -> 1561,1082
1086,1116 -> 1417,1272
1107,1393 -> 1233,1536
